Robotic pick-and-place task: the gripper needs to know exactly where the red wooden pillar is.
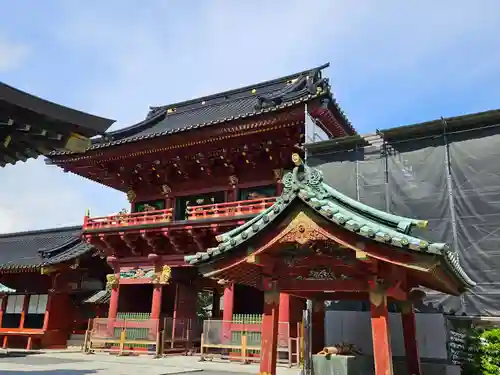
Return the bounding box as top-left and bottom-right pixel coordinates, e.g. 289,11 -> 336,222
0,295 -> 5,328
149,255 -> 163,322
42,293 -> 53,330
260,290 -> 280,375
19,294 -> 29,329
151,285 -> 163,320
369,288 -> 394,375
107,257 -> 120,325
222,283 -> 234,344
279,293 -> 304,338
311,299 -> 325,354
401,301 -> 421,375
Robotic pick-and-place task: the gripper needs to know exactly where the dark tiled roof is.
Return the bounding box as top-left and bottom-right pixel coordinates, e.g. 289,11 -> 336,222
1,82 -> 115,167
0,82 -> 115,136
50,63 -> 354,155
0,282 -> 15,293
84,289 -> 111,304
185,155 -> 475,291
0,226 -> 94,271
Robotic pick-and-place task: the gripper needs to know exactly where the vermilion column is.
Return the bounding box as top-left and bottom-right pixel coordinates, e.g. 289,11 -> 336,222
42,293 -> 53,330
370,288 -> 394,375
19,295 -> 29,328
260,290 -> 280,375
106,257 -> 120,332
108,286 -> 120,320
0,296 -> 6,327
151,285 -> 163,320
401,301 -> 421,375
222,283 -> 234,345
149,254 -> 163,321
278,293 -> 290,323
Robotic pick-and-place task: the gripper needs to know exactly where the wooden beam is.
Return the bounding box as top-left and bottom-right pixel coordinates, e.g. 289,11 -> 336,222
278,278 -> 367,292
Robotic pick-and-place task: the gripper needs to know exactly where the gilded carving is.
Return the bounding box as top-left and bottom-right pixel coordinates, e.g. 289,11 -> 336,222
158,265 -> 172,285
279,212 -> 328,245
106,274 -> 119,290
126,189 -> 136,203
40,266 -> 58,275
292,153 -> 302,166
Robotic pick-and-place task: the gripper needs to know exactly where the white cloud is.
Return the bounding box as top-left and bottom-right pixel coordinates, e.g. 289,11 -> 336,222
1,0 -> 500,233
0,35 -> 29,72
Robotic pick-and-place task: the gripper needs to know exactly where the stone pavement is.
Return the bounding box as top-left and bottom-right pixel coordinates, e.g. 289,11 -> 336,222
0,350 -> 302,375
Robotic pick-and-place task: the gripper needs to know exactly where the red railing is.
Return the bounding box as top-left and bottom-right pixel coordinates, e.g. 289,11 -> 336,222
186,197 -> 277,220
83,197 -> 277,230
84,209 -> 173,230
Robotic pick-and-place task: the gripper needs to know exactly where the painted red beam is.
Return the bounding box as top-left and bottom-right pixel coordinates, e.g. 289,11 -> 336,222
277,278 -> 368,292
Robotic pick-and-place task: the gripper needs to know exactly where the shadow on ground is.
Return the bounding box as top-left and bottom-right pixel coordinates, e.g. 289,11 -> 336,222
0,350 -> 43,358
1,371 -> 99,375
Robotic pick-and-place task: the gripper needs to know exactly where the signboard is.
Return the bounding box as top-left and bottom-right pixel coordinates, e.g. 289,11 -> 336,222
446,318 -> 479,365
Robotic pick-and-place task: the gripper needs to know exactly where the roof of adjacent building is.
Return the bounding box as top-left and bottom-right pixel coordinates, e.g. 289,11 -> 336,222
1,82 -> 115,166
0,82 -> 115,136
50,63 -> 355,155
0,282 -> 16,293
377,109 -> 500,141
0,225 -> 94,271
84,289 -> 111,304
185,154 -> 475,291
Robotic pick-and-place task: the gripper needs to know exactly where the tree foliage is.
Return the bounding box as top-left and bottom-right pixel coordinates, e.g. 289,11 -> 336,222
462,327 -> 500,375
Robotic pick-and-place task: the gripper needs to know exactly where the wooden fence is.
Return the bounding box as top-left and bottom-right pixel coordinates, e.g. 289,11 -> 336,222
83,315 -> 201,356
199,318 -> 301,367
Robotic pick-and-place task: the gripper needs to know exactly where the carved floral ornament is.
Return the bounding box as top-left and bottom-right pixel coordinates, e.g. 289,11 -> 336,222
279,212 -> 328,245
126,189 -> 136,203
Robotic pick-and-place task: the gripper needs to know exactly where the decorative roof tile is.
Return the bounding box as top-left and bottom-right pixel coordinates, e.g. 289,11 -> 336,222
185,154 -> 475,289
50,63 -> 355,156
0,226 -> 94,271
0,282 -> 15,293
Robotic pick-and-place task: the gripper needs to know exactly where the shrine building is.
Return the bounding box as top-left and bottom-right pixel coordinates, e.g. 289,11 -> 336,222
0,226 -> 108,350
46,63 -> 355,343
185,154 -> 475,375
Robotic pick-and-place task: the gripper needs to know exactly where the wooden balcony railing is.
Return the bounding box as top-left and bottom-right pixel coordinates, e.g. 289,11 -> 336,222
84,209 -> 173,230
83,197 -> 277,230
186,197 -> 277,220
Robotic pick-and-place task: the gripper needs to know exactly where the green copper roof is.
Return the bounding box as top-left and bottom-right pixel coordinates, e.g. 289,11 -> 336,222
185,155 -> 475,289
0,282 -> 16,294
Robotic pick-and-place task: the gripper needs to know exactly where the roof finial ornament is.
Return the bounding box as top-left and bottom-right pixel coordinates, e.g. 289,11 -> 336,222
292,153 -> 303,166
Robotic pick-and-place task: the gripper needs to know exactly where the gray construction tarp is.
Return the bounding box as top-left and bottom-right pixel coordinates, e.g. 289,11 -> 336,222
307,124 -> 500,316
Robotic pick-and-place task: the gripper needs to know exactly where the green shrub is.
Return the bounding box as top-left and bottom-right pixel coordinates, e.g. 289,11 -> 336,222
479,328 -> 500,375
462,327 -> 500,375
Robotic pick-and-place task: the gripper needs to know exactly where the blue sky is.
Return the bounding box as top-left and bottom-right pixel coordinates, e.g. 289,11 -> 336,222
1,0 -> 500,233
